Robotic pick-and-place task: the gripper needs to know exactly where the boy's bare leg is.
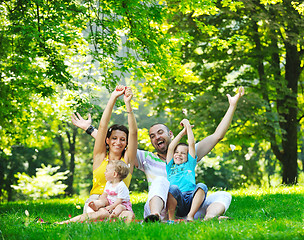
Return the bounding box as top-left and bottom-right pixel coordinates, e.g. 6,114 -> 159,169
187,189 -> 205,221
88,199 -> 109,212
167,193 -> 177,220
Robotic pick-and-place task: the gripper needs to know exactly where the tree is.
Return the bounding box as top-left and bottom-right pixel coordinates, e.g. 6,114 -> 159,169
139,0 -> 304,184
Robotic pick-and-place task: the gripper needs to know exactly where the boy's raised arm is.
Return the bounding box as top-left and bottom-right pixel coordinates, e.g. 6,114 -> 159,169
166,120 -> 187,164
181,119 -> 195,159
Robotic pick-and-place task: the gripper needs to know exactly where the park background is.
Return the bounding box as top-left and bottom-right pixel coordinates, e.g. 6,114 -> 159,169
0,0 -> 304,209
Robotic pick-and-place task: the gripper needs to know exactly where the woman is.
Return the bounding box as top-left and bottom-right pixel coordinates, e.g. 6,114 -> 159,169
59,85 -> 137,224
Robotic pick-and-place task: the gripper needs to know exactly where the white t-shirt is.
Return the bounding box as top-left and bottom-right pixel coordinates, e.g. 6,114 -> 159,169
105,181 -> 130,203
136,149 -> 167,190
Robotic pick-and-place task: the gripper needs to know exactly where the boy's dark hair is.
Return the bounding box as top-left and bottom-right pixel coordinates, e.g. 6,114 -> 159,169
174,143 -> 188,152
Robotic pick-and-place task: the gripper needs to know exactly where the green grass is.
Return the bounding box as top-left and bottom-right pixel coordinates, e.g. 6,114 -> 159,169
1,186 -> 304,240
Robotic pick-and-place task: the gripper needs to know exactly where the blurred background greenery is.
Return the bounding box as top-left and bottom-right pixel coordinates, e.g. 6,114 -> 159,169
1,0 -> 304,201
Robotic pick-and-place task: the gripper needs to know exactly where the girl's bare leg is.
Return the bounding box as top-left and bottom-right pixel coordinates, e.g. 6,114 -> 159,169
88,199 -> 109,212
57,208 -> 110,224
118,210 -> 135,223
109,204 -> 127,219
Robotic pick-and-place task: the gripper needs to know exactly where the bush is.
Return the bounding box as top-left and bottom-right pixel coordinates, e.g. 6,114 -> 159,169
11,164 -> 69,200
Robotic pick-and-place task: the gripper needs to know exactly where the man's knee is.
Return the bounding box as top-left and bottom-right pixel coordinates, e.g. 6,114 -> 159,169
204,202 -> 226,220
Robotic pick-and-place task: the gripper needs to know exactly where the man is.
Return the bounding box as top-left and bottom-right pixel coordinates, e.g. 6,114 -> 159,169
72,87 -> 245,222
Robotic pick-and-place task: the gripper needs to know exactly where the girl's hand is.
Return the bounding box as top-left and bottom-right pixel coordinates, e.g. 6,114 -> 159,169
124,87 -> 133,103
227,86 -> 245,107
112,85 -> 126,98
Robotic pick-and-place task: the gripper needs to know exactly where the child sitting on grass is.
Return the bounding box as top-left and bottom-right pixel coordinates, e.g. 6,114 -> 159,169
166,119 -> 208,221
88,160 -> 132,217
58,160 -> 132,224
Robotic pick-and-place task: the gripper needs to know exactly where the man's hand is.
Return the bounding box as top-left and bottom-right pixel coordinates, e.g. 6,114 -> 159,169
71,112 -> 92,131
227,86 -> 245,107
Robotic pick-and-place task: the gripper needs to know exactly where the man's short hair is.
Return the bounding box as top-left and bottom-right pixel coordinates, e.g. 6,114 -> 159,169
149,123 -> 170,133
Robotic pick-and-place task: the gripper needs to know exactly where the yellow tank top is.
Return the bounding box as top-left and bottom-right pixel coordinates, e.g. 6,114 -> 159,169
90,156 -> 132,195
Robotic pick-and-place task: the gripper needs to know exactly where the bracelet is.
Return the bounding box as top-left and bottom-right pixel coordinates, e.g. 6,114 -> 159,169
85,125 -> 95,135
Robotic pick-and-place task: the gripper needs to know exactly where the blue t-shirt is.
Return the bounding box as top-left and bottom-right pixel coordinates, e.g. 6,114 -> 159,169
166,153 -> 197,192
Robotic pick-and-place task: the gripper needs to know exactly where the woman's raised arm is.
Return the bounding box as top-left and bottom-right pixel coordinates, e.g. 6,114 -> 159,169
93,86 -> 125,170
123,87 -> 138,173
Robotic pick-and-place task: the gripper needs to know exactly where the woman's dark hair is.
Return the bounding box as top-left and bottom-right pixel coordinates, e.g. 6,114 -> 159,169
106,124 -> 129,156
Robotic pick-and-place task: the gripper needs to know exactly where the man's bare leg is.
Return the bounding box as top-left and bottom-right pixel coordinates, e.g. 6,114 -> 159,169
144,196 -> 164,222
150,196 -> 164,217
203,202 -> 226,221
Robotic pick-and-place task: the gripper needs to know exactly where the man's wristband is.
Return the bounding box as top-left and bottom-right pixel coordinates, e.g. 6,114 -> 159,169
86,125 -> 95,135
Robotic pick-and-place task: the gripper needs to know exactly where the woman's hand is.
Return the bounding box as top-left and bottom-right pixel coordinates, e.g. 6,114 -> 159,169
112,85 -> 126,99
124,87 -> 133,103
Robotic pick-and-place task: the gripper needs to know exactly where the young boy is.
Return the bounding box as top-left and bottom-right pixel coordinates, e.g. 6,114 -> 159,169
166,119 -> 208,221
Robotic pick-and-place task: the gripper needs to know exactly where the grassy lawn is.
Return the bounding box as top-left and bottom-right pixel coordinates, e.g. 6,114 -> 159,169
0,186 -> 303,240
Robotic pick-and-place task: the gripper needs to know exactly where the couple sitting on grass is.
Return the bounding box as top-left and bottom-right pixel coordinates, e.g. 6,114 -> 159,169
57,85 -> 244,224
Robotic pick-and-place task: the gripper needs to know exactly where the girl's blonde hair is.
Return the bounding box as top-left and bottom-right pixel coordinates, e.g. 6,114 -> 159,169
109,160 -> 130,181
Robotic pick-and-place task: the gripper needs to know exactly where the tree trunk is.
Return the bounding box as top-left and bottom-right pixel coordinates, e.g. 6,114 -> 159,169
56,132 -> 67,170
65,127 -> 77,195
279,41 -> 300,184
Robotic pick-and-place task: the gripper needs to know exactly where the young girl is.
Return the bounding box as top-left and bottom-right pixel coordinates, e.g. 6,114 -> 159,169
166,119 -> 208,221
59,160 -> 132,224
58,85 -> 137,223
88,160 -> 132,217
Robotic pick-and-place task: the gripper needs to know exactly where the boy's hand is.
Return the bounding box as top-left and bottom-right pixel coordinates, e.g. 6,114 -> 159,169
180,119 -> 190,127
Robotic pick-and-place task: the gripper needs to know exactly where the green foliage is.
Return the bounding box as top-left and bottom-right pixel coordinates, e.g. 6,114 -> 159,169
1,0 -> 304,201
11,164 -> 69,200
138,0 -> 304,184
0,0 -> 88,146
